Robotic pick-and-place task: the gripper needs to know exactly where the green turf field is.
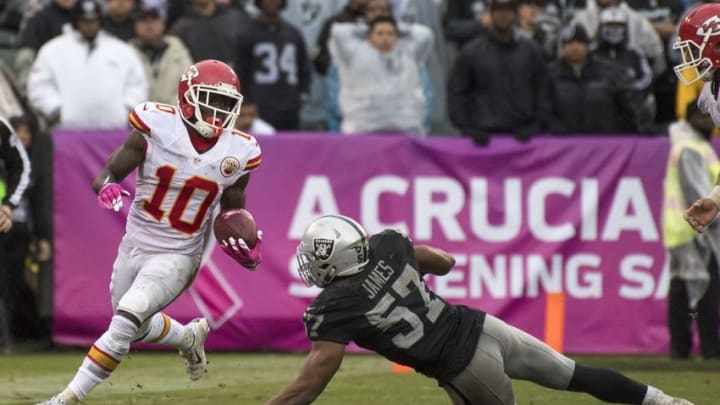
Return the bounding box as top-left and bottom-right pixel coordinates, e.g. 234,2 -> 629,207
0,349 -> 717,404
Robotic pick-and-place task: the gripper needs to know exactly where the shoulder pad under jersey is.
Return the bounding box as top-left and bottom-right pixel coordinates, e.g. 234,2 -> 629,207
128,102 -> 181,140
231,129 -> 263,172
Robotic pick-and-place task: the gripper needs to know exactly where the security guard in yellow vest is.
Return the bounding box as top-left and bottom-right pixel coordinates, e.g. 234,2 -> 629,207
663,99 -> 720,359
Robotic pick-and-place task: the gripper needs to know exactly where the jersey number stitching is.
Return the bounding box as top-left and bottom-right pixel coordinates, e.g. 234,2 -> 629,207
254,42 -> 298,85
143,165 -> 220,234
364,262 -> 446,349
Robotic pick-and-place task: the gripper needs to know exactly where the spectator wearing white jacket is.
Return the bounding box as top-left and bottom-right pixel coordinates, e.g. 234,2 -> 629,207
330,16 -> 433,135
27,0 -> 148,130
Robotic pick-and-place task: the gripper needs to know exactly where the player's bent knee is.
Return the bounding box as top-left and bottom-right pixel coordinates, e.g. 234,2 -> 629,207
116,309 -> 143,327
116,289 -> 152,324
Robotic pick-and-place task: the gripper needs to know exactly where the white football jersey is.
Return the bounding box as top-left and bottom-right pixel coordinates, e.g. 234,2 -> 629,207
699,82 -> 720,127
125,102 -> 262,255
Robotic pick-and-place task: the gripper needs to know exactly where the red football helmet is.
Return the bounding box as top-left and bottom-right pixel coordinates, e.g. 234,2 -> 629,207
674,4 -> 720,85
178,60 -> 243,138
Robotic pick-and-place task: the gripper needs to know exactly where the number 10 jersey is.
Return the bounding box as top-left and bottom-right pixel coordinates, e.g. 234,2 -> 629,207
125,102 -> 262,255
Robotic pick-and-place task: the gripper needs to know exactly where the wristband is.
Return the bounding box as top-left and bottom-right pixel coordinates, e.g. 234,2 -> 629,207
709,186 -> 720,208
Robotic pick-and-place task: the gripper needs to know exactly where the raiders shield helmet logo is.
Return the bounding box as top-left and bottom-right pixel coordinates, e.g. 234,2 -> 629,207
220,157 -> 240,177
313,238 -> 334,260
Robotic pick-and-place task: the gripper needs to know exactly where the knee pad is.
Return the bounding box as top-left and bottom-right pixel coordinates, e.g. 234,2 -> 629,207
116,288 -> 152,322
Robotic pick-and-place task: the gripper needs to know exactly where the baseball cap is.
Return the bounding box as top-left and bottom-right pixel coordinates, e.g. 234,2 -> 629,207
74,0 -> 102,21
560,24 -> 591,44
136,0 -> 167,20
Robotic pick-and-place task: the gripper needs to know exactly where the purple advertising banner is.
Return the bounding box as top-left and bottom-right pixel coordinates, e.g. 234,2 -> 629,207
54,131 -> 673,353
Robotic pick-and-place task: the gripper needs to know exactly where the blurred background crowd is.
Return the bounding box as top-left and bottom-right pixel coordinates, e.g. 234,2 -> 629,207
0,0 -> 713,354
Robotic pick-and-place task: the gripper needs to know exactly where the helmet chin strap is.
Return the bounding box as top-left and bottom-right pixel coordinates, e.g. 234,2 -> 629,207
181,115 -> 217,138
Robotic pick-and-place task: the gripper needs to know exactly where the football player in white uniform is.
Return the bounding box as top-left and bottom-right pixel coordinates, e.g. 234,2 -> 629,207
673,4 -> 720,233
36,59 -> 263,405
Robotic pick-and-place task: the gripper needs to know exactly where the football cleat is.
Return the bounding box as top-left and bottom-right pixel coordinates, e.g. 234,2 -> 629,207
34,395 -> 70,405
178,318 -> 210,381
668,399 -> 694,405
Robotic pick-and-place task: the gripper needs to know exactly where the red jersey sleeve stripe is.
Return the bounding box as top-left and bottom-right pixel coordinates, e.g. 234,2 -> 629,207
244,155 -> 262,170
129,111 -> 151,134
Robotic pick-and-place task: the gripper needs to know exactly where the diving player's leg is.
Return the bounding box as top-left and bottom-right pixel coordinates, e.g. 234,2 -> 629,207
488,315 -> 694,404
442,323 -> 515,405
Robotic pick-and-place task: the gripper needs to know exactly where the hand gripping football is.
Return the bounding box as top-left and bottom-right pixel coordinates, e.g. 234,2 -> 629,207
213,209 -> 258,248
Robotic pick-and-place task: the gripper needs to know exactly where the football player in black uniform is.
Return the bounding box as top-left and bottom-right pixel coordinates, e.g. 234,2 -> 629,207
267,215 -> 694,405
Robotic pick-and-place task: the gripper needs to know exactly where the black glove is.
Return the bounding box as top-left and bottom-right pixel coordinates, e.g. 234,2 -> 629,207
463,128 -> 490,146
514,125 -> 537,143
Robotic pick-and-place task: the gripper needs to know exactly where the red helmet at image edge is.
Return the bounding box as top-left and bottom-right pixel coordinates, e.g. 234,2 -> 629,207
674,4 -> 720,85
177,60 -> 243,138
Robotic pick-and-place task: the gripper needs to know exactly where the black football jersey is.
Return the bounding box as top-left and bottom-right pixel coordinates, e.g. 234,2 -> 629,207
304,230 -> 486,384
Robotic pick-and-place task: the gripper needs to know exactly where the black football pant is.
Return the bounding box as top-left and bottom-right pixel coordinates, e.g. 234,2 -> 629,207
668,254 -> 720,359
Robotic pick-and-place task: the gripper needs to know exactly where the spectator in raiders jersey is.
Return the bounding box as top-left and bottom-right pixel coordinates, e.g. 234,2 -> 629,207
0,117 -> 31,355
267,215 -> 695,405
235,0 -> 311,130
168,0 -> 250,66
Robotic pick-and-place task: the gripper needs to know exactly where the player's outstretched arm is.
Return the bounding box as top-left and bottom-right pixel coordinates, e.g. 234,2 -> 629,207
415,245 -> 455,276
92,130 -> 147,193
266,340 -> 345,405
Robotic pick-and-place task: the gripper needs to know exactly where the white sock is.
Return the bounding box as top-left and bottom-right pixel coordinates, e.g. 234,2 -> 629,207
67,315 -> 138,400
137,313 -> 185,346
642,386 -> 663,405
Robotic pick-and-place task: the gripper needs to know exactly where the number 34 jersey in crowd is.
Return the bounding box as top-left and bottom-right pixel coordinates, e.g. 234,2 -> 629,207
124,102 -> 262,255
304,230 -> 487,385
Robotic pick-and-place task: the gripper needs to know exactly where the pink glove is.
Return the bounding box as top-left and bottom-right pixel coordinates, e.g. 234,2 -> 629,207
220,231 -> 263,270
97,182 -> 130,212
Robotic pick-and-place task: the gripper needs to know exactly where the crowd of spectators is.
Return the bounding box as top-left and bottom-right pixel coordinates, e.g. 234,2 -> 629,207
0,0 -> 708,353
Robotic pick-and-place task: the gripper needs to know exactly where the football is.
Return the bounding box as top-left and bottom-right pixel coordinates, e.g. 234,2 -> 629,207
213,209 -> 258,248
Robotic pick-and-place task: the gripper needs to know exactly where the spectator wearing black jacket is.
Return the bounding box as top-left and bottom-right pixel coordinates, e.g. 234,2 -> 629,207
103,0 -> 138,41
447,0 -> 546,145
235,0 -> 311,130
168,0 -> 250,67
540,24 -> 652,135
444,0 -> 488,50
0,116 -> 31,354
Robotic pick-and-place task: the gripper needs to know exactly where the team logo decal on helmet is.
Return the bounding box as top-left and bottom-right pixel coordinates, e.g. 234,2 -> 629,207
181,64 -> 199,83
220,157 -> 240,177
698,15 -> 720,37
313,239 -> 334,260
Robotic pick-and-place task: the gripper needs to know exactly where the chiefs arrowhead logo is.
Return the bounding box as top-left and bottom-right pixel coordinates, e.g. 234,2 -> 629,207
697,15 -> 720,37
220,157 -> 240,177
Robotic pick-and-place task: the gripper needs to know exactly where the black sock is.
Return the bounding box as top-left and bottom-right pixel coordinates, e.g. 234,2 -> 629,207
567,364 -> 647,404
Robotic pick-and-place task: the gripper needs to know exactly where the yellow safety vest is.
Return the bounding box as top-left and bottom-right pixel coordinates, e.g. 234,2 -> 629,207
663,138 -> 720,248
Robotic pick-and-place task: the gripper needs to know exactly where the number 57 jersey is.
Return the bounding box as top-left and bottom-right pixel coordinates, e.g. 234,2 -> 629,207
125,102 -> 262,256
304,230 -> 486,385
